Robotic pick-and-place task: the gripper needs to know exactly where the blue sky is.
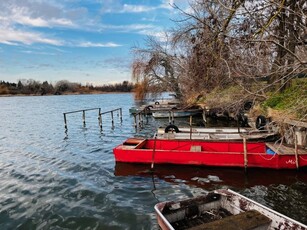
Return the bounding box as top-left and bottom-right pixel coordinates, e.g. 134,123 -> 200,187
0,0 -> 188,85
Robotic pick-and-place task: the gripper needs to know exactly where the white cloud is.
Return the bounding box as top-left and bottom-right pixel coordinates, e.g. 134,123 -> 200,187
120,4 -> 155,13
21,50 -> 57,55
77,42 -> 122,48
7,4 -> 75,28
0,27 -> 63,46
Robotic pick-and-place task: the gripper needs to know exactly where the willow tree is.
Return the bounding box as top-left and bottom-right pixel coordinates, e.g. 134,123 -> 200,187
131,35 -> 185,101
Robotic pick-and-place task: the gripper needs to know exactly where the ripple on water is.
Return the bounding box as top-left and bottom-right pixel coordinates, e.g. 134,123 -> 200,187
1,94 -> 307,228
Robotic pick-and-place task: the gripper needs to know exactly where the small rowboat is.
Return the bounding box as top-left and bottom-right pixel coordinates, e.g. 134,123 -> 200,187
113,138 -> 307,169
152,109 -> 203,118
154,189 -> 307,230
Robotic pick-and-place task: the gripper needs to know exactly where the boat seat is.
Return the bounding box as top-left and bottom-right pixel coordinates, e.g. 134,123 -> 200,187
190,146 -> 202,152
121,138 -> 146,149
189,210 -> 271,230
123,138 -> 144,146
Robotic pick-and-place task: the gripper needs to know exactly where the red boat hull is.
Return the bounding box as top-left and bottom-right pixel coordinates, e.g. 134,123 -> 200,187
113,139 -> 307,169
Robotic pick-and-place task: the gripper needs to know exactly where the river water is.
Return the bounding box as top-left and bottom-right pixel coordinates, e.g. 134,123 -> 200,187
0,93 -> 306,229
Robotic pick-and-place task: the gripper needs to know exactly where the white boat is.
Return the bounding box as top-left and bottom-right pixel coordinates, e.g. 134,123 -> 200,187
152,109 -> 203,118
157,126 -> 279,141
154,189 -> 307,230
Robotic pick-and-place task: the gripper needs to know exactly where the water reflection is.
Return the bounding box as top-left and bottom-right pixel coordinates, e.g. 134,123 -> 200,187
115,163 -> 307,189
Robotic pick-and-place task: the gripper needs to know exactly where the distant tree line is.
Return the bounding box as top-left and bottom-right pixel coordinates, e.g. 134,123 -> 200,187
0,79 -> 134,95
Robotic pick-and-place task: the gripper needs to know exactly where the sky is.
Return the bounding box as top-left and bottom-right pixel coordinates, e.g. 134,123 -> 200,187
0,0 -> 188,86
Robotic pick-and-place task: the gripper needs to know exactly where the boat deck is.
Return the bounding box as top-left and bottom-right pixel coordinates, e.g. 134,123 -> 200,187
168,209 -> 271,230
170,208 -> 232,230
266,143 -> 307,155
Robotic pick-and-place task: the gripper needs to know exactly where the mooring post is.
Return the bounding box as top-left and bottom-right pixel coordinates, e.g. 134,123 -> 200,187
202,109 -> 207,123
295,134 -> 299,169
119,108 -> 123,123
168,111 -> 171,124
243,137 -> 248,172
171,111 -> 175,124
145,109 -> 149,123
64,113 -> 67,129
189,116 -> 192,140
98,108 -> 102,130
82,110 -> 86,126
111,111 -> 114,127
138,113 -> 142,127
134,114 -> 137,128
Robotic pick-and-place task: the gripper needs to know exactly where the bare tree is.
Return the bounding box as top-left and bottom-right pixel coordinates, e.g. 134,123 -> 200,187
131,0 -> 306,119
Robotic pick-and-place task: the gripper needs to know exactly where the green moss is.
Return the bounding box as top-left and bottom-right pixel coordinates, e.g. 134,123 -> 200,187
262,79 -> 307,119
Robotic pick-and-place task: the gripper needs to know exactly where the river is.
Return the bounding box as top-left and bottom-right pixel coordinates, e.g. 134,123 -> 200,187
0,93 -> 306,229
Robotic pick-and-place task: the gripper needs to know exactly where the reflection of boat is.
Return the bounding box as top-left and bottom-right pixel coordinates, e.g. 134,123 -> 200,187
155,189 -> 307,230
158,126 -> 279,141
152,109 -> 203,118
114,163 -> 307,188
113,138 -> 307,169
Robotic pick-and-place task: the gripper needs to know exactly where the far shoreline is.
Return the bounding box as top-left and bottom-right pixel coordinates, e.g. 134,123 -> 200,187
0,91 -> 133,97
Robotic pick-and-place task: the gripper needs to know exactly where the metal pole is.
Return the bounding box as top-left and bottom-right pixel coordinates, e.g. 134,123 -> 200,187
151,134 -> 157,170
139,113 -> 143,127
64,113 -> 67,129
98,108 -> 102,130
134,114 -> 137,128
120,108 -> 123,123
82,110 -> 86,127
111,111 -> 114,126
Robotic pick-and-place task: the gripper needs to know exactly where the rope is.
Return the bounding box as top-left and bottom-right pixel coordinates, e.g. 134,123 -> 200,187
257,152 -> 277,161
299,155 -> 307,162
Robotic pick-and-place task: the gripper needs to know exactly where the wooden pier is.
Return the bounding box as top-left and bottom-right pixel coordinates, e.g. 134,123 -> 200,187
63,107 -> 122,130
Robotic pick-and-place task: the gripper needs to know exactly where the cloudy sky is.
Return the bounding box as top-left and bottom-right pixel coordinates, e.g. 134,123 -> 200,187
0,0 -> 188,85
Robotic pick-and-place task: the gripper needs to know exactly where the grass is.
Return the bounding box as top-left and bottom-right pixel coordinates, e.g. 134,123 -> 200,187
262,79 -> 307,120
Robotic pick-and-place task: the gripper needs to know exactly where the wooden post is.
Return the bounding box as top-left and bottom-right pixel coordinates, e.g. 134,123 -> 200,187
243,137 -> 248,171
189,116 -> 192,140
168,111 -> 171,124
295,134 -> 299,169
171,111 -> 174,124
82,110 -> 86,127
64,113 -> 67,129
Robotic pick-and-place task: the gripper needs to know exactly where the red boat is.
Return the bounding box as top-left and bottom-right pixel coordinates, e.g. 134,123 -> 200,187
113,138 -> 307,169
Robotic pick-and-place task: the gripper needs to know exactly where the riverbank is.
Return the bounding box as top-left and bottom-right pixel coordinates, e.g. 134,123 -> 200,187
0,91 -> 132,97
